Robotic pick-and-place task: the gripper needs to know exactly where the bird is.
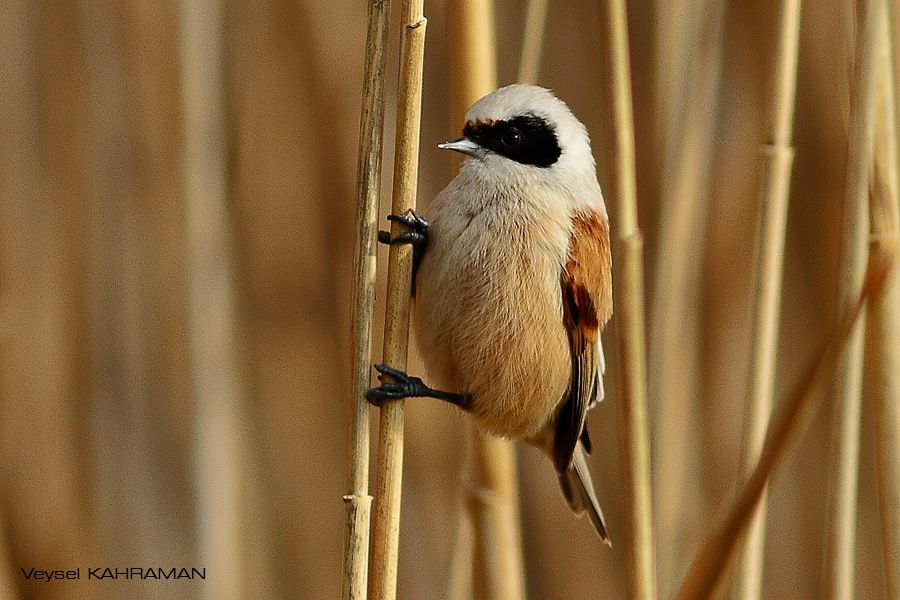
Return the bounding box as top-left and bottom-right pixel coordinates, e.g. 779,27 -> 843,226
369,84 -> 613,543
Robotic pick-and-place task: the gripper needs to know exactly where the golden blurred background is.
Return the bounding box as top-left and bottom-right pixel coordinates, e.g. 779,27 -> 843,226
1,1 -> 898,599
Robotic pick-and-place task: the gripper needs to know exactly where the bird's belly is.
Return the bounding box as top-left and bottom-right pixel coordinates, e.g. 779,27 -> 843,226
414,216 -> 571,439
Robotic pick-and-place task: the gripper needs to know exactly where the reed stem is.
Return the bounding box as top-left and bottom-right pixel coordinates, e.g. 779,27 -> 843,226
446,495 -> 474,600
674,250 -> 895,600
449,0 -> 497,125
650,7 -> 726,587
734,2 -> 801,598
467,430 -> 526,600
177,0 -> 244,598
605,1 -> 657,599
342,1 -> 391,599
517,0 -> 549,85
367,1 -> 426,598
868,1 -> 900,597
824,1 -> 879,597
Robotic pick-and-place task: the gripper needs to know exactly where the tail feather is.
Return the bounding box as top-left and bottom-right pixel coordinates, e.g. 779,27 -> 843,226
558,444 -> 611,545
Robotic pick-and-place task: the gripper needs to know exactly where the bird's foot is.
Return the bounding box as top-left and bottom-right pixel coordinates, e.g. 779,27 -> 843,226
367,364 -> 430,405
377,210 -> 429,246
367,363 -> 469,408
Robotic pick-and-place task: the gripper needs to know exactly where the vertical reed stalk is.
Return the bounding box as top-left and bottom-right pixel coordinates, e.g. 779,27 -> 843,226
466,428 -> 526,600
177,0 -> 244,598
606,1 -> 657,598
517,0 -> 549,85
869,1 -> 900,597
449,0 -> 497,122
674,251 -> 895,600
734,2 -> 802,599
447,2 -> 525,598
824,1 -> 878,598
446,496 -> 474,600
367,1 -> 426,598
343,2 -> 391,599
650,6 -> 726,587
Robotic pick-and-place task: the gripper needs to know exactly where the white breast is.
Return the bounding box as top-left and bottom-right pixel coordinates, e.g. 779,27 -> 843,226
413,175 -> 574,439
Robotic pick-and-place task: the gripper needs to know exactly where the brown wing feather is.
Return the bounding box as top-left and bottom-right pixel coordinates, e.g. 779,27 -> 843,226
553,210 -> 613,474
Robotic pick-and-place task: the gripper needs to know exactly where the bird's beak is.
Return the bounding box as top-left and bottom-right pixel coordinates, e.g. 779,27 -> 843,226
437,137 -> 486,158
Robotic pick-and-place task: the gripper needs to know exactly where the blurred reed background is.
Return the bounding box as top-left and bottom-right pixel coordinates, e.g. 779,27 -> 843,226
0,1 -> 898,599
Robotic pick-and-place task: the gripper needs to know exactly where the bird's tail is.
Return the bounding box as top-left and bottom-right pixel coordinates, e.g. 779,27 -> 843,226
557,443 -> 611,545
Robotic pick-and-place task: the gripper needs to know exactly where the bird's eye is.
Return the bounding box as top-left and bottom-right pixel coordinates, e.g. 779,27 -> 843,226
500,128 -> 522,147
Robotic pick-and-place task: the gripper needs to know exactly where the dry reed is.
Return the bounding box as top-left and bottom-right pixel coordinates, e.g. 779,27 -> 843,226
604,1 -> 657,598
465,431 -> 526,600
343,1 -> 391,599
447,502 -> 475,600
673,249 -> 895,600
650,6 -> 727,587
824,1 -> 880,597
447,2 -> 526,598
869,1 -> 900,597
177,1 -> 245,598
734,2 -> 802,598
367,1 -> 426,598
449,0 -> 498,122
517,0 -> 549,85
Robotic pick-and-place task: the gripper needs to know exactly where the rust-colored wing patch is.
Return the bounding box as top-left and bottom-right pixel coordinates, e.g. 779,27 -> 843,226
553,210 -> 613,474
561,212 -> 613,338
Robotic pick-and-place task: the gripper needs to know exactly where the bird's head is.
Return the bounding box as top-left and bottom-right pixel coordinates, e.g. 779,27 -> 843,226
439,84 -> 599,193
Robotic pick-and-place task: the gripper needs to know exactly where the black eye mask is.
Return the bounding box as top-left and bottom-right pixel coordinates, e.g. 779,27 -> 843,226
463,114 -> 562,168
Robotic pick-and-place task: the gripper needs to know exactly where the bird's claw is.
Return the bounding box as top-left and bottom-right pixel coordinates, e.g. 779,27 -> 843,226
378,210 -> 429,246
388,210 -> 429,231
367,363 -> 426,406
377,230 -> 426,245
